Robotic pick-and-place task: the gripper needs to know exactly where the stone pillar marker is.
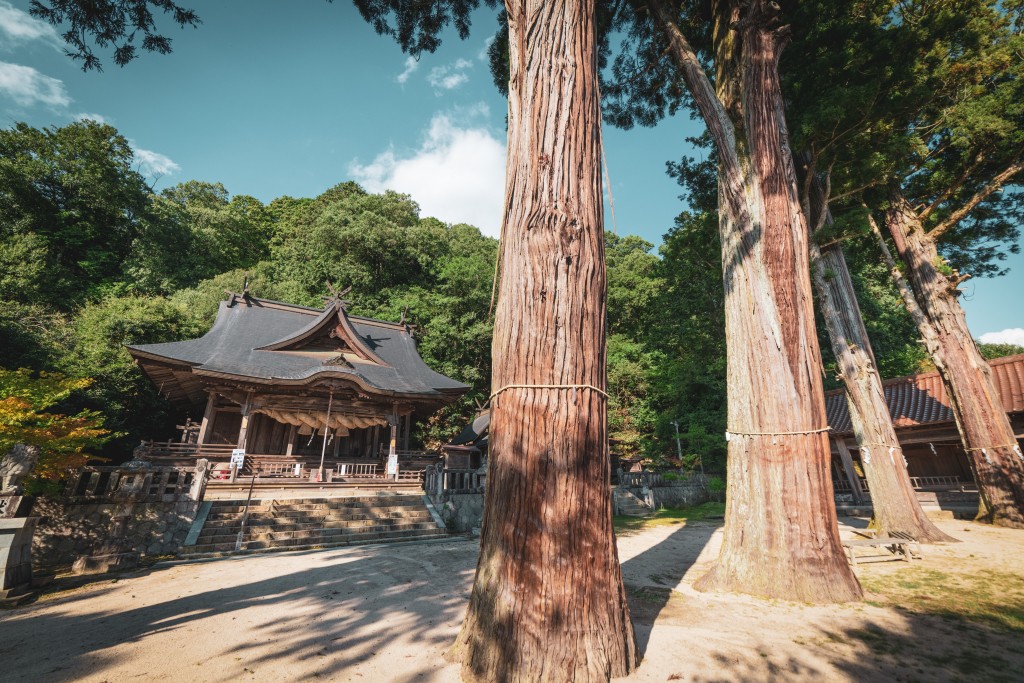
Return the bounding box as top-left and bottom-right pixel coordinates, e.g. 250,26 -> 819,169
0,444 -> 42,604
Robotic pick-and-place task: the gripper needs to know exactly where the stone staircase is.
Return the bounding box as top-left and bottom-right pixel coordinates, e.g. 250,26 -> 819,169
179,494 -> 446,558
613,489 -> 651,517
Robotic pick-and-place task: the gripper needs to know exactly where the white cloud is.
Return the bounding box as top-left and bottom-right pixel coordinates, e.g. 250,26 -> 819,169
74,112 -> 109,125
979,328 -> 1024,347
478,36 -> 495,62
131,144 -> 181,176
427,58 -> 472,91
396,56 -> 418,85
0,61 -> 69,107
0,1 -> 61,47
349,104 -> 505,237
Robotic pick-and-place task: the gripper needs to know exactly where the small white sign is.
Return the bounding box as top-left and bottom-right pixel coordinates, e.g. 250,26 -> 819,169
386,454 -> 399,476
230,449 -> 245,468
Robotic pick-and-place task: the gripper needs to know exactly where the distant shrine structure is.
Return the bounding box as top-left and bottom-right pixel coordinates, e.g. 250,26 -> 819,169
128,289 -> 467,481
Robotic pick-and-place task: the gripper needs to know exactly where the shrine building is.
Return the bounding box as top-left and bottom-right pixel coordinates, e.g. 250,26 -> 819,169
127,290 -> 468,480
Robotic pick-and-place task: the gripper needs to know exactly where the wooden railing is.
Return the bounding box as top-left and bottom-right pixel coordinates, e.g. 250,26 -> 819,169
140,441 -> 236,458
834,475 -> 968,494
619,472 -> 708,489
64,463 -> 206,502
909,475 -> 964,490
424,464 -> 485,495
336,462 -> 379,478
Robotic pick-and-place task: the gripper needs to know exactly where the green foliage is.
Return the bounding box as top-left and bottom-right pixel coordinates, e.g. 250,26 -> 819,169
0,369 -> 111,480
0,121 -> 152,308
125,181 -> 274,295
62,296 -> 204,454
781,0 -> 1024,276
29,0 -> 200,71
978,343 -> 1024,361
706,476 -> 726,493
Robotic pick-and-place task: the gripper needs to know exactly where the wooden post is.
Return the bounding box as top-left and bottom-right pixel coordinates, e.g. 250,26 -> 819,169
370,425 -> 380,459
402,411 -> 411,452
285,424 -> 296,456
232,394 -> 252,483
196,393 -> 216,446
836,439 -> 866,505
387,408 -> 399,481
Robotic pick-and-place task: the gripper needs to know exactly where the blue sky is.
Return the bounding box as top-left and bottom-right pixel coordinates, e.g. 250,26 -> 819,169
1,0 -> 1021,344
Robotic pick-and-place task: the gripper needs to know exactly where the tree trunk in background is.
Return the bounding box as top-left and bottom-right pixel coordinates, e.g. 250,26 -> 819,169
658,0 -> 861,602
885,188 -> 1024,528
451,1 -> 638,680
804,167 -> 953,542
810,240 -> 955,542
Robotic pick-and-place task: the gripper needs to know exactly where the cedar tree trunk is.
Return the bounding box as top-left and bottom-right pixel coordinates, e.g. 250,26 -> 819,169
452,1 -> 638,680
885,188 -> 1024,527
647,0 -> 862,602
810,241 -> 954,542
804,170 -> 953,542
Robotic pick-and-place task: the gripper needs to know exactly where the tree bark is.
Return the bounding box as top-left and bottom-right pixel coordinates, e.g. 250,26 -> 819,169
452,1 -> 638,680
885,188 -> 1024,528
803,168 -> 953,542
669,0 -> 861,602
810,241 -> 955,541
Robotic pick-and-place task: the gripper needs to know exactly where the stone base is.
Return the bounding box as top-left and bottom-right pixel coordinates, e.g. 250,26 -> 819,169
72,551 -> 141,575
72,538 -> 140,575
0,583 -> 34,607
0,495 -> 33,519
0,517 -> 38,601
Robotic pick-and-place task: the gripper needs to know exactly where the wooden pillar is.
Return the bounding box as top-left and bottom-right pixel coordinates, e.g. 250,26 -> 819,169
402,411 -> 411,451
371,425 -> 380,459
285,424 -> 296,456
232,394 -> 253,483
196,393 -> 217,446
836,438 -> 866,504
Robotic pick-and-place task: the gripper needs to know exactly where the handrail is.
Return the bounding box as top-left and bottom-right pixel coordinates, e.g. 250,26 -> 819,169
235,474 -> 258,551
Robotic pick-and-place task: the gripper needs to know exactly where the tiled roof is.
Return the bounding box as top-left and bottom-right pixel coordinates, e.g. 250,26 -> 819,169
826,353 -> 1024,435
128,296 -> 468,401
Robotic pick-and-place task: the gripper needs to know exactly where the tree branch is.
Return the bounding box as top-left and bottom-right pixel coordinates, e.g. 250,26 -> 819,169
926,160 -> 1024,241
918,153 -> 984,221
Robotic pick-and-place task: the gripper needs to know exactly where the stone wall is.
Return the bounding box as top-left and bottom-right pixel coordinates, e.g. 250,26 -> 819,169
31,462 -> 207,571
32,498 -> 201,570
621,475 -> 713,510
435,492 -> 484,533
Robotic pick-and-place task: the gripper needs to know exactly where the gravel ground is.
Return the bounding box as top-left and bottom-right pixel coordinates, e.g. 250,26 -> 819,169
1,517 -> 1021,682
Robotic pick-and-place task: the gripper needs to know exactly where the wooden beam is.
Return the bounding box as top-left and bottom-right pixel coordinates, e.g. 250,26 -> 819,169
196,393 -> 216,445
836,438 -> 866,504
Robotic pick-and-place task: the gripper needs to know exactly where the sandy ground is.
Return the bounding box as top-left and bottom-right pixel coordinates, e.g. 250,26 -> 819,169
1,517 -> 1021,682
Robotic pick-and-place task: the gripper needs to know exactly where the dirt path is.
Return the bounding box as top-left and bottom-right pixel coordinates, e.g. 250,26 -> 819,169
1,519 -> 1021,682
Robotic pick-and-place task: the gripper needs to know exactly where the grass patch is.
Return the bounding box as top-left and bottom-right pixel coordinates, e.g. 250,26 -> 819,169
614,501 -> 725,534
861,567 -> 1024,632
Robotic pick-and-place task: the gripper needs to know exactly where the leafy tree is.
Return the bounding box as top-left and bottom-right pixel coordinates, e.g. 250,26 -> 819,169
63,296 -> 203,456
125,181 -> 274,294
0,369 -> 110,484
0,121 -> 152,308
778,0 -> 1024,526
978,343 -> 1024,361
29,0 -> 200,71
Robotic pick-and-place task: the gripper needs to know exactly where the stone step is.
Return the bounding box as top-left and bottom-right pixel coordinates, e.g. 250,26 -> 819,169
200,510 -> 433,531
198,519 -> 441,543
181,529 -> 449,557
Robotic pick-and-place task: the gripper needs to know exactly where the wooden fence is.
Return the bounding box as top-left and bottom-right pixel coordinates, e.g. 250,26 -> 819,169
64,462 -> 208,503
424,463 -> 485,496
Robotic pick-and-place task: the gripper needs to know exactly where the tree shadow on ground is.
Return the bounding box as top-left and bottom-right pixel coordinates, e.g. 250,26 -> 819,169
685,606 -> 1024,682
0,539 -> 480,683
619,520 -> 722,659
